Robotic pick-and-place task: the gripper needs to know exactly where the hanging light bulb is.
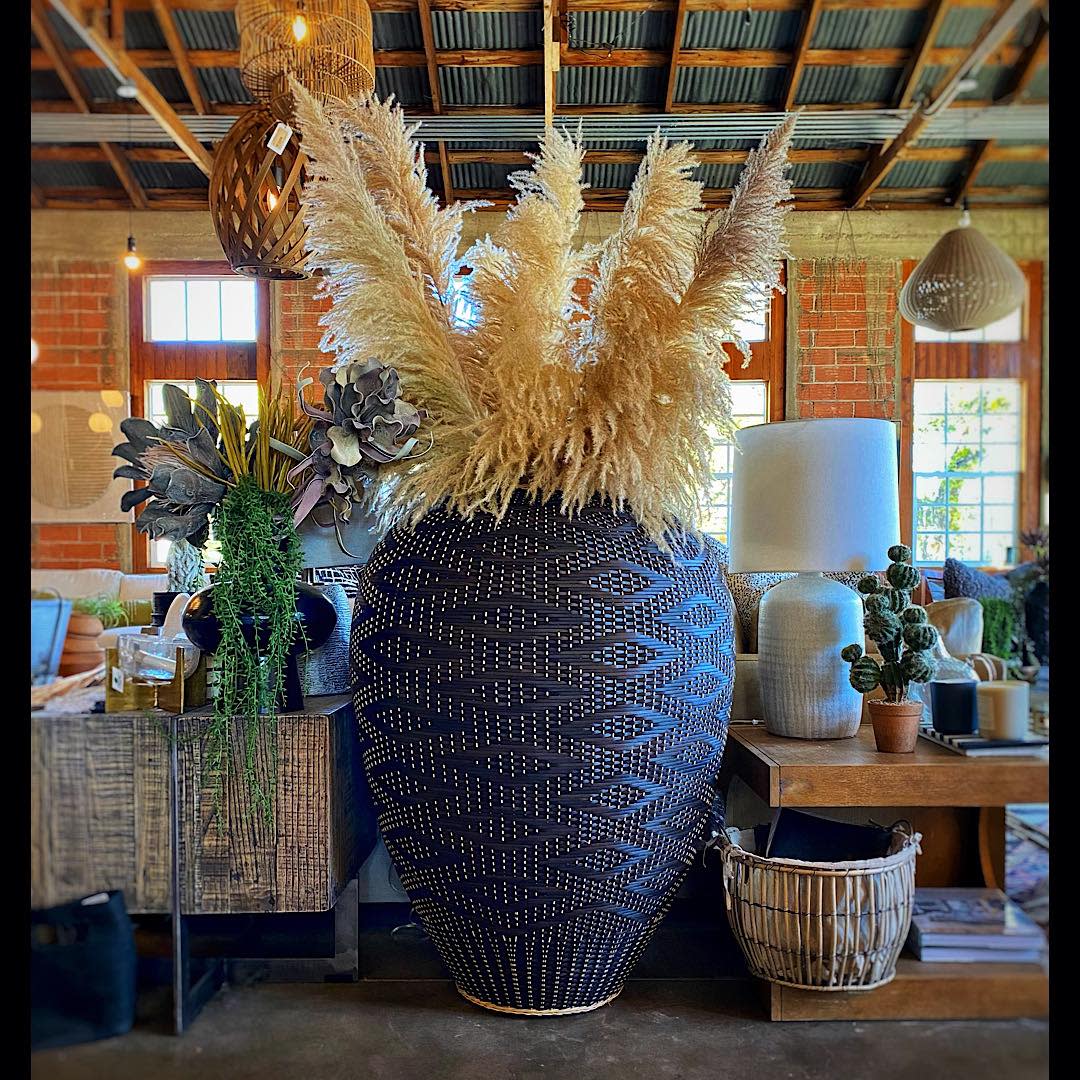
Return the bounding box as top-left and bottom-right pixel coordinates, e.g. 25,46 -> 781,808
123,235 -> 142,272
31,338 -> 39,364
291,6 -> 309,43
266,187 -> 279,212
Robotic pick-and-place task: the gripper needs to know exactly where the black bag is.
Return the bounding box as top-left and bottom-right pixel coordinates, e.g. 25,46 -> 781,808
764,809 -> 899,863
31,891 -> 137,1050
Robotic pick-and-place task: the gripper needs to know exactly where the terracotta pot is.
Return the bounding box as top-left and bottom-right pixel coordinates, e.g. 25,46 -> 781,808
67,614 -> 105,638
868,700 -> 923,753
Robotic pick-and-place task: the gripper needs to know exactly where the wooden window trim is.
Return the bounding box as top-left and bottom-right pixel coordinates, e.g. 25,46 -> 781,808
898,258 -> 1042,568
722,263 -> 787,420
128,261 -> 271,571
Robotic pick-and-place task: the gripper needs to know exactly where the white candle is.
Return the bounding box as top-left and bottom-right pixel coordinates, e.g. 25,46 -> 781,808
976,681 -> 1030,741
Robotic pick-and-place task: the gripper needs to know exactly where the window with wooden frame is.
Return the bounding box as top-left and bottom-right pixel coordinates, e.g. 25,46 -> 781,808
128,261 -> 270,572
899,259 -> 1043,569
702,267 -> 787,544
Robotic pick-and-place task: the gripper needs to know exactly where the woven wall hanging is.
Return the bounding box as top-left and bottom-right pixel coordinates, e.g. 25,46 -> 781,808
208,105 -> 311,280
237,0 -> 375,122
899,209 -> 1026,333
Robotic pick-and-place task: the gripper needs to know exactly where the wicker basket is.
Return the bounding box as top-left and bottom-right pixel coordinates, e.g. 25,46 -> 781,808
715,823 -> 920,991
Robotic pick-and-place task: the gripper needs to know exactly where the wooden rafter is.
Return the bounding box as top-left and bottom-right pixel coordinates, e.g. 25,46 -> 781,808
99,141 -> 149,209
952,138 -> 995,204
543,0 -> 558,127
30,44 -> 1033,72
416,0 -> 455,208
782,0 -> 825,110
150,0 -> 208,114
31,0 -> 91,114
895,0 -> 952,108
46,0 -> 213,176
664,0 -> 689,112
849,0 -> 1040,208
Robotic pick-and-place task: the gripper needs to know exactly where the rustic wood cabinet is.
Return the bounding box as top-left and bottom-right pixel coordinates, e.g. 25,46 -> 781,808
31,695 -> 374,915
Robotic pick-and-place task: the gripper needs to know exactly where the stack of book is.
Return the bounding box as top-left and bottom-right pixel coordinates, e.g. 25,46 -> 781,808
907,888 -> 1046,963
918,727 -> 1048,756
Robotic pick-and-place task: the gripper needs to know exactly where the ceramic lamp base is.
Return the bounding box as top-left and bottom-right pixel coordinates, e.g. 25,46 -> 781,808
757,572 -> 864,739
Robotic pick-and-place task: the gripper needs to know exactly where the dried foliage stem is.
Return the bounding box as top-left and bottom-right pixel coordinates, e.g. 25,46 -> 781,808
294,89 -> 795,546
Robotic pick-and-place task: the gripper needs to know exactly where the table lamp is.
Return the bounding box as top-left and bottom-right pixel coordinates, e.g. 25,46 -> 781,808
729,418 -> 901,739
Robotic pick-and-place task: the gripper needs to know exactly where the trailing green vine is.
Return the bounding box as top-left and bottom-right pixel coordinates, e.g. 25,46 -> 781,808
208,475 -> 304,825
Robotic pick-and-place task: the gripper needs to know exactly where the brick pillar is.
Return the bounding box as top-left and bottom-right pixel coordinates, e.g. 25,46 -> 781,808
794,258 -> 899,420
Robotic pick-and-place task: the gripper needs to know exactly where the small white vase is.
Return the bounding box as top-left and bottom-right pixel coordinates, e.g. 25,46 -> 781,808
757,572 -> 863,739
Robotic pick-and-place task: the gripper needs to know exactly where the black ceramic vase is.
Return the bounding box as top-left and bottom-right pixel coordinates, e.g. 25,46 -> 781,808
350,492 -> 735,1014
183,581 -> 337,711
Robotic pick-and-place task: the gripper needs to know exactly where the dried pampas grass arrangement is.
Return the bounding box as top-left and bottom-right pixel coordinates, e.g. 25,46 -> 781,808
291,79 -> 795,544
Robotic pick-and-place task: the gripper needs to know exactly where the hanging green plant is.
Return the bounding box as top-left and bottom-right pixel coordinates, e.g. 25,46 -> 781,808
208,475 -> 304,823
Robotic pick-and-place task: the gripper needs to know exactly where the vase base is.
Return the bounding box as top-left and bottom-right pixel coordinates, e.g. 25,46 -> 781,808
456,986 -> 621,1016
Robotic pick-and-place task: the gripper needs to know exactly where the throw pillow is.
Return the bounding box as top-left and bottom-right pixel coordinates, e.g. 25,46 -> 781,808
942,557 -> 1010,600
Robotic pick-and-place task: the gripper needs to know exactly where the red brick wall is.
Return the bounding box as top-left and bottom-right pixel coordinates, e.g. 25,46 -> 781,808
273,278 -> 333,402
31,259 -> 127,570
794,259 -> 899,420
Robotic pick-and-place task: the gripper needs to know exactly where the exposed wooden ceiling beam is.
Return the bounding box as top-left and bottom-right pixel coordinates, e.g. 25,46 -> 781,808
543,0 -> 558,126
896,0 -> 952,108
952,138 -> 995,204
664,0 -> 689,112
31,0 -> 91,113
782,0 -> 825,110
849,0 -> 1039,208
416,0 -> 456,207
47,0 -> 213,175
65,1 -> 1033,12
150,0 -> 208,114
99,140 -> 148,209
31,43 -> 1032,72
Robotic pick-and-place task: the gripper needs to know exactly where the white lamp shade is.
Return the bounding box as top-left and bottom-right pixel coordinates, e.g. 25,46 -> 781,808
729,418 -> 900,573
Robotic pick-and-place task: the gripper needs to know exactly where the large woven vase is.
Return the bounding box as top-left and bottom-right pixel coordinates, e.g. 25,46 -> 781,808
350,492 -> 735,1014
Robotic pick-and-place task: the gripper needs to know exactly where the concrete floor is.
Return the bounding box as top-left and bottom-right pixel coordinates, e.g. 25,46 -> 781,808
31,979 -> 1049,1080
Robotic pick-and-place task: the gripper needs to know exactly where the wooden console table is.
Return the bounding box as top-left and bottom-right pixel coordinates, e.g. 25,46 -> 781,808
723,722 -> 1049,1022
30,695 -> 374,1030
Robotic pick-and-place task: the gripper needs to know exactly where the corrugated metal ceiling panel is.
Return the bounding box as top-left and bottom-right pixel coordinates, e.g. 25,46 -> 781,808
567,11 -> 674,50
129,160 -> 209,190
694,163 -> 742,188
440,66 -> 542,106
174,9 -> 239,51
974,160 -> 1049,188
674,66 -> 785,105
125,10 -> 166,50
80,68 -> 124,102
45,9 -> 85,51
1027,65 -> 1048,99
789,161 -> 861,188
372,11 -> 424,51
934,6 -> 994,48
880,159 -> 965,189
447,140 -> 535,152
812,7 -> 925,49
432,11 -> 541,50
795,65 -> 902,104
30,70 -> 69,101
559,66 -> 664,105
375,67 -> 431,107
196,68 -> 253,106
681,10 -> 801,50
451,163 -> 516,190
32,161 -> 120,189
142,67 -> 189,103
583,163 -> 639,189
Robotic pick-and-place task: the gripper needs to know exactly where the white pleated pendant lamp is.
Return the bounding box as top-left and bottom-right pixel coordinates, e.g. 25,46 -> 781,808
899,207 -> 1026,333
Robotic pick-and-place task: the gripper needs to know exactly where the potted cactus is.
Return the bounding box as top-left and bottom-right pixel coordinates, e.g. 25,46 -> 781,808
841,544 -> 939,753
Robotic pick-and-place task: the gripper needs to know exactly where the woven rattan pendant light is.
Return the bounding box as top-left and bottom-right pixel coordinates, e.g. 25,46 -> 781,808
209,105 -> 311,279
237,0 -> 375,122
899,208 -> 1026,333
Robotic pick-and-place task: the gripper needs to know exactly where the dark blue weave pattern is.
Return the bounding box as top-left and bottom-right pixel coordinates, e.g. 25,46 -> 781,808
351,495 -> 735,1013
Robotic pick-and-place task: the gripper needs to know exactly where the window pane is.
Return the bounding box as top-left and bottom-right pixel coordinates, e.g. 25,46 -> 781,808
148,279 -> 186,341
701,381 -> 768,544
220,279 -> 257,340
186,280 -> 221,341
912,378 -> 1022,566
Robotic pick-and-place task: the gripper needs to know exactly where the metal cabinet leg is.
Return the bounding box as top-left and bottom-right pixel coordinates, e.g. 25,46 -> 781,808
170,715 -> 224,1034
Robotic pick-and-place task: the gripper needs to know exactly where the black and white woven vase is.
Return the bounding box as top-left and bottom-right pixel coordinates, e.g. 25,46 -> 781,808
350,492 -> 735,1015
